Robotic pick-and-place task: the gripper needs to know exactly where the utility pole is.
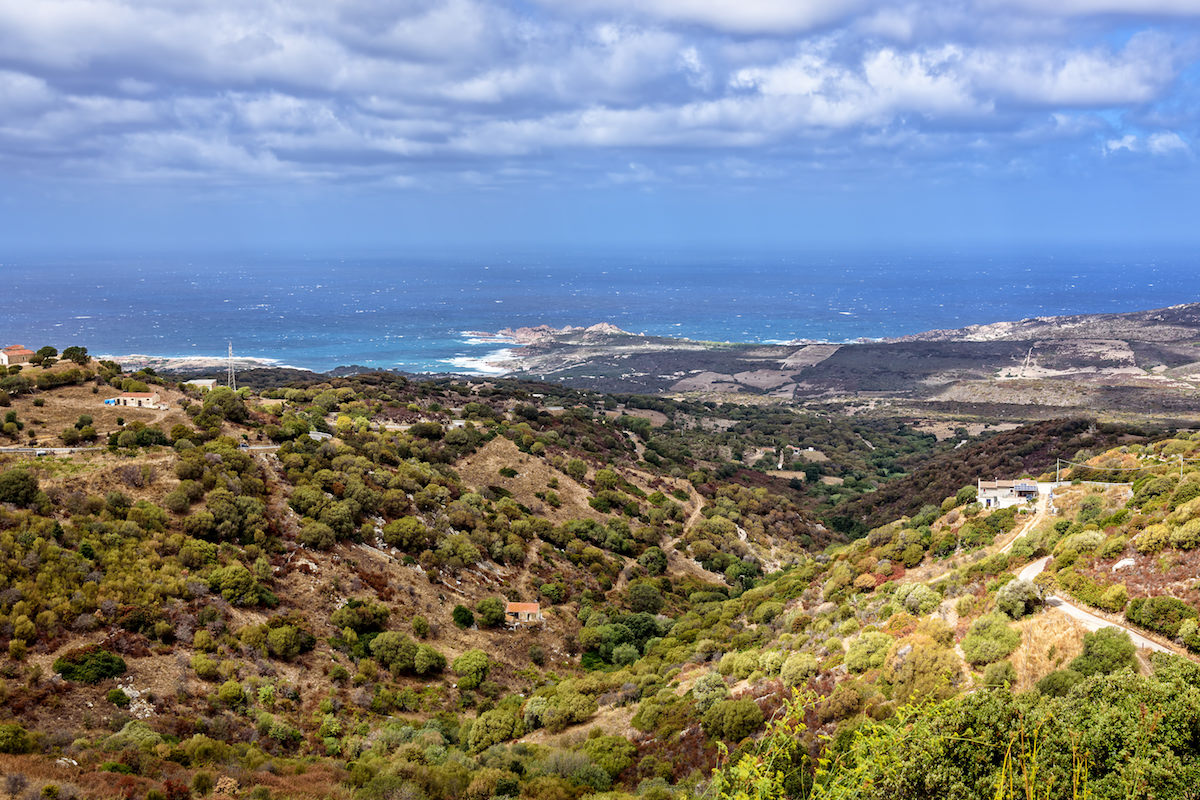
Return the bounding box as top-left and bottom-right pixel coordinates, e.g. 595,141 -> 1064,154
227,341 -> 236,392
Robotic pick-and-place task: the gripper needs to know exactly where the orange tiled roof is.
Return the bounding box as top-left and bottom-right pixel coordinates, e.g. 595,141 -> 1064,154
119,392 -> 159,399
506,602 -> 541,613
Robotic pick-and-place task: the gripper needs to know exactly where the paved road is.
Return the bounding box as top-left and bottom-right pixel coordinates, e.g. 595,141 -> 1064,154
0,446 -> 106,455
1019,555 -> 1172,654
0,443 -> 279,456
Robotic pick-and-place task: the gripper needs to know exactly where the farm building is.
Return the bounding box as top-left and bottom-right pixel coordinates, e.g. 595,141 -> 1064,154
978,479 -> 1040,509
505,602 -> 544,624
0,345 -> 35,366
184,379 -> 218,390
105,392 -> 164,409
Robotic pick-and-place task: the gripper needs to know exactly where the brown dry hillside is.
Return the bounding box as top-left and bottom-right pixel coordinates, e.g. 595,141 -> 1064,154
4,381 -> 191,446
454,436 -> 607,523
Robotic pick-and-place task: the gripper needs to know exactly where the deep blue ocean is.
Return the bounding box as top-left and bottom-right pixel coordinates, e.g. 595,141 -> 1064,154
1,248 -> 1196,374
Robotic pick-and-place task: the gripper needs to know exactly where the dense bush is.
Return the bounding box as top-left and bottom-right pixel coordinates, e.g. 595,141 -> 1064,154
702,698 -> 764,741
995,579 -> 1043,619
1126,596 -> 1198,638
961,614 -> 1021,666
53,645 -> 127,683
453,650 -> 491,690
0,469 -> 39,507
1069,627 -> 1137,676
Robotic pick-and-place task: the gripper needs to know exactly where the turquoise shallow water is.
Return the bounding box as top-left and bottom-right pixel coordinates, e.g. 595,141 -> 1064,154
1,247 -> 1195,373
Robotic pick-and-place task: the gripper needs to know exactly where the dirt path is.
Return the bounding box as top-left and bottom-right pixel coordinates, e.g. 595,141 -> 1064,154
614,482 -> 723,592
997,493 -> 1049,554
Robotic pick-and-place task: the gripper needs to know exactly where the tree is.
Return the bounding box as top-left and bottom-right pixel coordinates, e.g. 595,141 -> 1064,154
477,597 -> 506,628
702,698 -> 764,741
453,649 -> 490,689
469,708 -> 518,752
637,546 -> 668,576
62,346 -> 90,365
0,469 -> 39,507
996,579 -> 1044,619
627,582 -> 664,614
414,644 -> 445,675
961,614 -> 1021,666
33,346 -> 57,367
1070,627 -> 1137,676
692,671 -> 731,713
452,605 -> 475,628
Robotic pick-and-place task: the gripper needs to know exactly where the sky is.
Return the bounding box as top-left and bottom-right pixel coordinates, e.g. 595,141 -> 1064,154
1,0 -> 1199,252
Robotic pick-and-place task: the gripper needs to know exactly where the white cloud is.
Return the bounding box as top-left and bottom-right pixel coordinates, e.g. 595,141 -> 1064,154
1103,130 -> 1190,156
963,33 -> 1178,106
535,0 -> 869,34
1104,133 -> 1139,154
0,0 -> 1194,185
988,0 -> 1200,15
1148,130 -> 1189,154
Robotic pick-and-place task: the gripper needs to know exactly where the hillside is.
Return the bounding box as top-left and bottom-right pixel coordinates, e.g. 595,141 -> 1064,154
3,354 -> 1200,799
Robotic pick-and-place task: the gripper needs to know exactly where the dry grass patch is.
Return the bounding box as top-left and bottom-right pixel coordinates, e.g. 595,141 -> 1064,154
454,436 -> 605,523
1008,610 -> 1087,692
5,382 -> 191,445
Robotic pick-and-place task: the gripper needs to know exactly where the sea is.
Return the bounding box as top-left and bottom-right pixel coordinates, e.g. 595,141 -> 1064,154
2,247 -> 1196,375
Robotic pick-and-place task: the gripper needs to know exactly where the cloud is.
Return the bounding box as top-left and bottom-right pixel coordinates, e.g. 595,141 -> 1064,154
534,0 -> 869,35
1148,130 -> 1190,154
0,0 -> 1194,187
1104,130 -> 1190,156
989,0 -> 1200,16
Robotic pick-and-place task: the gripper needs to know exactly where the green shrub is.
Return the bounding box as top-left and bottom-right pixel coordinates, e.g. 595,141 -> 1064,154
266,625 -> 315,660
995,579 -> 1043,619
1070,627 -> 1137,676
1126,596 -> 1198,638
414,644 -> 445,675
1098,584 -> 1129,613
53,645 -> 127,683
476,597 -> 506,628
218,680 -> 245,707
469,708 -> 519,752
452,605 -> 475,628
702,698 -> 764,741
845,632 -> 892,673
1170,519 -> 1200,550
0,469 -> 39,507
453,650 -> 491,689
106,688 -> 131,707
1036,669 -> 1083,697
961,614 -> 1021,666
781,652 -> 818,686
983,660 -> 1016,688
1136,524 -> 1170,554
0,722 -> 34,754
